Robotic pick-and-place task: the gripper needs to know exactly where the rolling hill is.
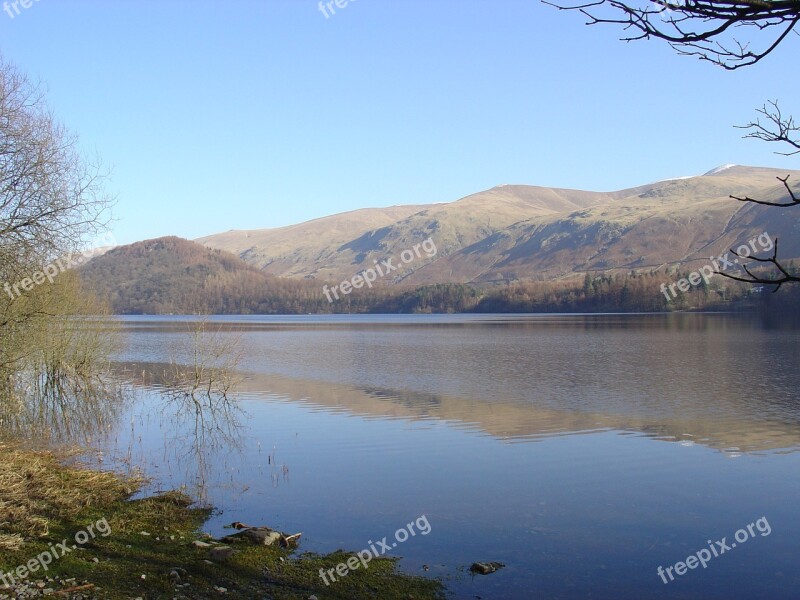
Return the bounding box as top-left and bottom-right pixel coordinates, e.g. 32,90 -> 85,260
79,237 -> 328,314
197,165 -> 800,285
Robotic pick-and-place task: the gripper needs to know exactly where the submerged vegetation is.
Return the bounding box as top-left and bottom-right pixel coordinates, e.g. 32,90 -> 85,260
0,273 -> 125,446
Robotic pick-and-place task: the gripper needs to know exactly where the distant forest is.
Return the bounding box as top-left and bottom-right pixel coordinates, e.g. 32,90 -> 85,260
79,237 -> 799,315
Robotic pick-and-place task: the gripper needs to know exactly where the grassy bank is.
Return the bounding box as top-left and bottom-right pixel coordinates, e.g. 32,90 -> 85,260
0,443 -> 445,599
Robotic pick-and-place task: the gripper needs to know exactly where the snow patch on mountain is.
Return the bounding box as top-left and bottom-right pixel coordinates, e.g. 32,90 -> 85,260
704,164 -> 738,176
658,175 -> 694,182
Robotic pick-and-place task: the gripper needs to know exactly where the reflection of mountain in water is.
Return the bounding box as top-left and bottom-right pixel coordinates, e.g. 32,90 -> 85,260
117,362 -> 800,455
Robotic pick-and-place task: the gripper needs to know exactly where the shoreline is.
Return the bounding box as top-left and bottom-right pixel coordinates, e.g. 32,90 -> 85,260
0,443 -> 445,599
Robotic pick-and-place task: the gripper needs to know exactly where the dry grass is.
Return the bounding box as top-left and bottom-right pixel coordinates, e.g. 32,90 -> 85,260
0,442 -> 135,551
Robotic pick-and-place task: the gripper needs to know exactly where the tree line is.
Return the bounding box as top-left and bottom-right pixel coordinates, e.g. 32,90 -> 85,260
79,237 -> 798,314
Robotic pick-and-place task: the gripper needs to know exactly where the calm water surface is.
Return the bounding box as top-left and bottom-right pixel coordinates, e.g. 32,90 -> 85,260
94,314 -> 800,599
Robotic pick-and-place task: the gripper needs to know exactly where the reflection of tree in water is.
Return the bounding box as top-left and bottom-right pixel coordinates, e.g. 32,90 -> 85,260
114,321 -> 248,504
0,309 -> 127,447
0,370 -> 126,446
149,393 -> 243,505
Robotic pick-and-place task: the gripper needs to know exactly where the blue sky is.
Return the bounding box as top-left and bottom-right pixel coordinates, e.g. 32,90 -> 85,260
0,0 -> 796,245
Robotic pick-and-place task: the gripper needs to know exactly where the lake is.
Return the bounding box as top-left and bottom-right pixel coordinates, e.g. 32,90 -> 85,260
90,314 -> 800,599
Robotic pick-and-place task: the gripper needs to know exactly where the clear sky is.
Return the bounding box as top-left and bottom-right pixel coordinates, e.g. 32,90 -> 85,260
0,0 -> 796,245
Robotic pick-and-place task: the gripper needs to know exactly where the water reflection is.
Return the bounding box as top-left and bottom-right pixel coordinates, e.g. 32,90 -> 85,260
109,360 -> 247,504
67,315 -> 800,599
115,355 -> 800,456
0,371 -> 126,447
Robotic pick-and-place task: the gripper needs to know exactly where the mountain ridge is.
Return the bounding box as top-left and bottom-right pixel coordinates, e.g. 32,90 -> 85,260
196,165 -> 800,285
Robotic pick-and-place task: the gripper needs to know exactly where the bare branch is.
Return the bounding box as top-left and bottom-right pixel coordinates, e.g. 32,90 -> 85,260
730,175 -> 799,206
718,238 -> 800,291
737,100 -> 800,155
545,0 -> 800,69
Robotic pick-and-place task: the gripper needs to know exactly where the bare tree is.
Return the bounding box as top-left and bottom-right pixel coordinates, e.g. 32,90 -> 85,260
0,57 -> 110,264
163,319 -> 244,448
0,54 -> 111,328
546,0 -> 800,70
0,55 -> 114,418
156,320 -> 245,501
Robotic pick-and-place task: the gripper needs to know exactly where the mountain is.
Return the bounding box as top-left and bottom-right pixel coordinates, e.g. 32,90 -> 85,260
197,165 -> 800,285
79,237 -> 327,314
197,205 -> 434,280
